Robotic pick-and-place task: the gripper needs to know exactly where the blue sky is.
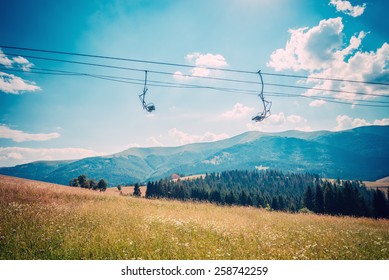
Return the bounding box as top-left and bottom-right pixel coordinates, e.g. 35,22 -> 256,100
0,0 -> 388,166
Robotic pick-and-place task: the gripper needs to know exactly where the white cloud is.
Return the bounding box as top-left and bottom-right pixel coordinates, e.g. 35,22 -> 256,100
12,56 -> 33,71
334,115 -> 389,131
373,118 -> 389,126
0,50 -> 13,67
0,125 -> 60,142
168,128 -> 229,145
268,18 -> 344,72
267,17 -> 388,101
0,147 -> 104,167
329,0 -> 366,17
309,99 -> 327,107
0,50 -> 34,71
0,72 -> 41,94
0,50 -> 38,93
247,112 -> 311,132
220,103 -> 254,119
147,136 -> 165,147
174,52 -> 228,79
185,52 -> 228,68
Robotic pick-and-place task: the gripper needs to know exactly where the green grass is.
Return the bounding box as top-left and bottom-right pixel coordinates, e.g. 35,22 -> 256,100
1,175 -> 388,260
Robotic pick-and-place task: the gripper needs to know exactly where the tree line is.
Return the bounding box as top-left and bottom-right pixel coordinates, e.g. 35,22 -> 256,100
145,170 -> 389,219
69,174 -> 108,192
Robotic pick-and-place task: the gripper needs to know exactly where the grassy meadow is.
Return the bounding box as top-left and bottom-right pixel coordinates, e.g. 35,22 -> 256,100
0,175 -> 388,260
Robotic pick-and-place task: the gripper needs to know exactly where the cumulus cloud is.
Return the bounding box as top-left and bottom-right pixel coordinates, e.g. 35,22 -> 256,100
0,147 -> 104,167
0,50 -> 34,71
12,56 -> 33,71
220,103 -> 255,119
309,99 -> 327,107
286,114 -> 306,124
0,50 -> 38,93
168,128 -> 229,145
0,125 -> 60,142
247,112 -> 311,132
268,17 -> 388,102
174,52 -> 228,79
0,72 -> 41,94
0,50 -> 13,67
334,115 -> 389,131
329,0 -> 366,17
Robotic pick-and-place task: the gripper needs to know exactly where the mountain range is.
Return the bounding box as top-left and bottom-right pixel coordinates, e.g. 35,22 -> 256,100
1,125 -> 388,185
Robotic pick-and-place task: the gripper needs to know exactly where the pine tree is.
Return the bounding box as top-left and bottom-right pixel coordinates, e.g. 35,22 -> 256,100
373,189 -> 387,218
133,183 -> 141,197
315,184 -> 324,213
239,190 -> 248,206
323,182 -> 335,214
271,196 -> 279,210
303,185 -> 314,211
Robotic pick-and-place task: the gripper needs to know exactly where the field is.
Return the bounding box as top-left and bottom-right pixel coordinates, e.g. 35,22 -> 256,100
364,176 -> 389,191
1,175 -> 389,260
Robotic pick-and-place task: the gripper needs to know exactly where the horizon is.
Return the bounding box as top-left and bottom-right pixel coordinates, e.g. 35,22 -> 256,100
1,0 -> 388,167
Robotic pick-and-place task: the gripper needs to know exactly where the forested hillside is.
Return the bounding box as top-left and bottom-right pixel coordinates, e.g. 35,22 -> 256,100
146,170 -> 389,218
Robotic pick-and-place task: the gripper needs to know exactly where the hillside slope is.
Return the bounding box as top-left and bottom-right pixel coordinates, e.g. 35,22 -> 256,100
1,175 -> 389,260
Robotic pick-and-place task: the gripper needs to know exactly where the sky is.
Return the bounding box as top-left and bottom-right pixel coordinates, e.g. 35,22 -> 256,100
0,0 -> 388,167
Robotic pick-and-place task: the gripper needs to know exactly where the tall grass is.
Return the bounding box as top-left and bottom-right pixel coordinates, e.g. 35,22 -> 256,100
1,175 -> 388,260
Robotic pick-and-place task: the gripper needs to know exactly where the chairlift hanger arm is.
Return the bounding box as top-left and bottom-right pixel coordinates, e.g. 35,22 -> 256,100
138,70 -> 155,113
252,69 -> 272,122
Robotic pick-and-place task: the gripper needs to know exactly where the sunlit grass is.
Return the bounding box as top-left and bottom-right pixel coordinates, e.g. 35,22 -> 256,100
1,175 -> 388,260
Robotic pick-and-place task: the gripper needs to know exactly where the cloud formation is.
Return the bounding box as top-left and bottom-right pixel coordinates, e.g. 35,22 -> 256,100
0,72 -> 41,94
220,103 -> 254,119
0,125 -> 60,142
0,50 -> 38,94
0,147 -> 104,167
334,115 -> 389,131
247,112 -> 311,132
174,52 -> 228,79
309,99 -> 327,107
268,17 -> 388,102
329,0 -> 366,17
168,128 -> 229,145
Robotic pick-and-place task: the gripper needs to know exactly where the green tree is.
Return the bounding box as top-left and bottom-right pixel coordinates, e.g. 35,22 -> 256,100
373,189 -> 387,218
239,190 -> 249,206
133,183 -> 141,197
315,184 -> 324,213
323,182 -> 335,214
89,179 -> 98,190
69,178 -> 79,187
78,175 -> 87,188
271,196 -> 279,210
98,179 -> 108,192
303,185 -> 314,211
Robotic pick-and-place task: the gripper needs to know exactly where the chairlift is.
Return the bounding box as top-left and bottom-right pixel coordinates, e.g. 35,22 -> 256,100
252,70 -> 272,122
139,71 -> 156,113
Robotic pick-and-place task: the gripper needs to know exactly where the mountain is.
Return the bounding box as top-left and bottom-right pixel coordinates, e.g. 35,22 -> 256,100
1,125 -> 388,185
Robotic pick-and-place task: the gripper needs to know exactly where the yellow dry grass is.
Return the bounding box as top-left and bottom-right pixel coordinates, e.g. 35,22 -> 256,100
1,175 -> 389,260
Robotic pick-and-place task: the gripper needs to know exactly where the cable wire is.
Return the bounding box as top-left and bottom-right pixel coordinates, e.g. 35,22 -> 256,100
3,52 -> 389,99
2,66 -> 389,108
1,45 -> 388,86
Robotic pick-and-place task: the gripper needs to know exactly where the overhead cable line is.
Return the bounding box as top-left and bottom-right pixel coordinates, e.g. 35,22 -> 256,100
1,45 -> 388,86
2,67 -> 389,108
3,52 -> 388,99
